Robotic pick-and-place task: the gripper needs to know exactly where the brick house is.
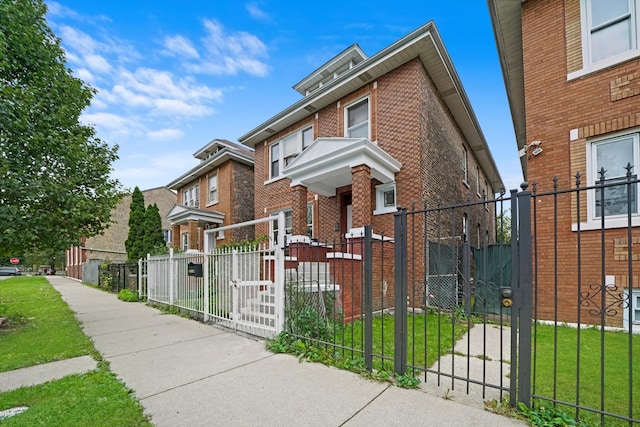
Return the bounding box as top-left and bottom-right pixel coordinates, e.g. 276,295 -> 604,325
489,0 -> 640,327
65,186 -> 176,281
239,21 -> 503,318
166,139 -> 255,251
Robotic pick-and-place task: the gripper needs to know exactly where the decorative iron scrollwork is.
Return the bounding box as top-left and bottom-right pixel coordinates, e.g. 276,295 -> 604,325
579,283 -> 630,317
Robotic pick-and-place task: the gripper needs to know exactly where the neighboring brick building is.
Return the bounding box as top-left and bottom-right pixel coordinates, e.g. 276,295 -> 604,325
489,0 -> 640,327
238,21 -> 503,317
65,186 -> 176,281
166,139 -> 255,250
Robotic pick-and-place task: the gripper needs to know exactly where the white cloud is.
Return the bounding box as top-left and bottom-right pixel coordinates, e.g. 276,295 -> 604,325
189,19 -> 269,77
163,35 -> 200,59
85,54 -> 111,73
246,2 -> 271,21
74,68 -> 95,83
147,128 -> 184,141
81,112 -> 146,141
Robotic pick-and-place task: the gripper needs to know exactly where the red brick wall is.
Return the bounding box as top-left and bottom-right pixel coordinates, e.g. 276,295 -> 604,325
522,0 -> 640,326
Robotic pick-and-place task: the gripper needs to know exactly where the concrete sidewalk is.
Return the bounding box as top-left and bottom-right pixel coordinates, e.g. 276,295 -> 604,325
4,276 -> 525,426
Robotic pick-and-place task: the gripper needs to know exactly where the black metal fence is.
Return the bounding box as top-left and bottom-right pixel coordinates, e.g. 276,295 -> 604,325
98,262 -> 139,293
283,172 -> 638,426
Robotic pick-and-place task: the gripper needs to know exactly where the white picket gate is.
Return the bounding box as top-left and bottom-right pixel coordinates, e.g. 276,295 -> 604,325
146,214 -> 285,338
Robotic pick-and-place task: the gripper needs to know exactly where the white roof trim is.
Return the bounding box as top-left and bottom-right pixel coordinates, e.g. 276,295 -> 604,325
167,204 -> 225,226
283,138 -> 402,196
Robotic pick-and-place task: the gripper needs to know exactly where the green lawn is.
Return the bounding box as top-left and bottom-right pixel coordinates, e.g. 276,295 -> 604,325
0,276 -> 150,426
0,276 -> 95,371
531,324 -> 640,426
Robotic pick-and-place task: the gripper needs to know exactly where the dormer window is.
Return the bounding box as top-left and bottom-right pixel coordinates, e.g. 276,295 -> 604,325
268,126 -> 313,179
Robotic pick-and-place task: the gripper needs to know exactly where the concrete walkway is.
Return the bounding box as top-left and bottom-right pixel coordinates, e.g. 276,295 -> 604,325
1,276 -> 525,426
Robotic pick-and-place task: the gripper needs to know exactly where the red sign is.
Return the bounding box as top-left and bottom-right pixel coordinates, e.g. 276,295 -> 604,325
9,257 -> 19,265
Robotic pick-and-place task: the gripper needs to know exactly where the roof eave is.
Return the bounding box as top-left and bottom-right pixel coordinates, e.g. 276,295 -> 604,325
488,0 -> 527,179
166,150 -> 254,190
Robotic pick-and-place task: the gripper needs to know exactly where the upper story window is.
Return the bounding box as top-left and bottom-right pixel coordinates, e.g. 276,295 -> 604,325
268,126 -> 313,180
476,166 -> 481,197
579,0 -> 640,72
208,172 -> 218,205
590,132 -> 638,218
345,98 -> 369,138
462,146 -> 468,184
182,184 -> 199,207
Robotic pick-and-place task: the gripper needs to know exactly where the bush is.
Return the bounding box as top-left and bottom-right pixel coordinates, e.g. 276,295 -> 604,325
117,289 -> 139,302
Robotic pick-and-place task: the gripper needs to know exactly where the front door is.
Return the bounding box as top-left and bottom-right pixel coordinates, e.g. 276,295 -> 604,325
341,193 -> 352,235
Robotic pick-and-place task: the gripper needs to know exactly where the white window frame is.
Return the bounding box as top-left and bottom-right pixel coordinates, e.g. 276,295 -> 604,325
623,288 -> 640,327
571,0 -> 640,79
182,184 -> 200,207
181,232 -> 189,251
344,97 -> 370,139
270,208 -> 292,244
267,125 -> 313,181
162,229 -> 171,243
577,130 -> 640,230
374,182 -> 396,215
208,172 -> 218,205
476,166 -> 481,197
307,203 -> 314,238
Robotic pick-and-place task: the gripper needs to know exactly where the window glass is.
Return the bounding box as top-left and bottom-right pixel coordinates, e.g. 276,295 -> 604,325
462,147 -> 468,183
347,99 -> 369,138
209,173 -> 218,203
588,0 -> 634,63
270,143 -> 279,178
593,136 -> 638,217
306,203 -> 313,237
383,189 -> 395,207
303,127 -> 313,150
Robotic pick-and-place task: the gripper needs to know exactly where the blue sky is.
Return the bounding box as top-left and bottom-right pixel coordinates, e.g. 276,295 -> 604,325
44,0 -> 523,194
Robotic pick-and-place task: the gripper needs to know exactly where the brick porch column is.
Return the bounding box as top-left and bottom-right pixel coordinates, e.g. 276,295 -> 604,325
171,224 -> 181,248
188,220 -> 199,250
351,164 -> 372,229
291,184 -> 308,236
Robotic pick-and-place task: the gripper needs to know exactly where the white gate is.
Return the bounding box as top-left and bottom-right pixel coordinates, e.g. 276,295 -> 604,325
146,214 -> 286,339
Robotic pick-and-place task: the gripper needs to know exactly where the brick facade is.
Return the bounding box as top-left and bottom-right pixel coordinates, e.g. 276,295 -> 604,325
520,0 -> 640,326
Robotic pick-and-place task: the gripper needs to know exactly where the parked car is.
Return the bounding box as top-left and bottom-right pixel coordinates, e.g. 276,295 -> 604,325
0,266 -> 21,276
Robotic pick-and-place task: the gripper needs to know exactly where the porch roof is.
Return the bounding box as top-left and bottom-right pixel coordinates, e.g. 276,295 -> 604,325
283,137 -> 402,197
167,204 -> 225,226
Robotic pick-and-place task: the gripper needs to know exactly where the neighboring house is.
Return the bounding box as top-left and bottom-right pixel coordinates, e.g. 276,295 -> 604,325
489,0 -> 639,327
66,186 -> 176,282
166,139 -> 255,251
239,21 -> 503,318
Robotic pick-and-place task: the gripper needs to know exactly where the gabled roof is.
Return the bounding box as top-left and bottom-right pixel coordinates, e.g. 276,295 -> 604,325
238,21 -> 504,193
166,204 -> 225,226
283,138 -> 402,196
166,139 -> 254,190
487,0 -> 527,177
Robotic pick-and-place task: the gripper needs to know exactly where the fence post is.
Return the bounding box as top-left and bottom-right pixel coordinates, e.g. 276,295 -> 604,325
204,250 -> 210,322
231,249 -> 239,330
274,212 -> 286,334
364,225 -> 373,371
509,188 -> 519,407
517,184 -> 532,408
169,247 -> 175,305
394,207 -> 408,376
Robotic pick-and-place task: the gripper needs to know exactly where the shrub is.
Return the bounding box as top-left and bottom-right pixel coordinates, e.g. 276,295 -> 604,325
117,289 -> 139,302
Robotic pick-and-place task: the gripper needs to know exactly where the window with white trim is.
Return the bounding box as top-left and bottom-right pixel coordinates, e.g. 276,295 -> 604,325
589,132 -> 639,219
162,229 -> 171,243
623,288 -> 640,326
476,166 -> 481,197
345,98 -> 369,138
208,172 -> 218,204
374,182 -> 396,215
580,0 -> 640,69
307,203 -> 314,238
181,232 -> 189,251
182,184 -> 200,207
271,208 -> 292,245
268,126 -> 313,179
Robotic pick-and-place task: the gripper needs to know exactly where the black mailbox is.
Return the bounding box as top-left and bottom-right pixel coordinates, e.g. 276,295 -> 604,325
187,262 -> 203,277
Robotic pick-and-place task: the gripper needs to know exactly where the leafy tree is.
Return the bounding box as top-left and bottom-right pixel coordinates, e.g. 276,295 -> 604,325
496,209 -> 512,244
125,187 -> 146,262
143,203 -> 167,255
0,0 -> 123,254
